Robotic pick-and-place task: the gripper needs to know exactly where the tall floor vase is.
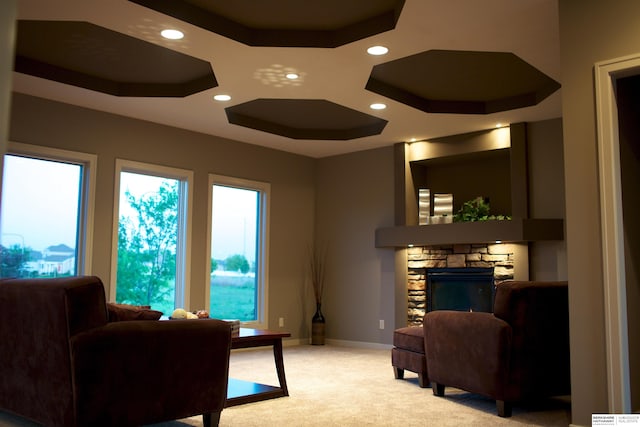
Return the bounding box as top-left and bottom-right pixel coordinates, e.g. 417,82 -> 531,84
311,303 -> 325,345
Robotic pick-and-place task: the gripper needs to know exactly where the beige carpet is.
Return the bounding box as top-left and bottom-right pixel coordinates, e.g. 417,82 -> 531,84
0,345 -> 571,427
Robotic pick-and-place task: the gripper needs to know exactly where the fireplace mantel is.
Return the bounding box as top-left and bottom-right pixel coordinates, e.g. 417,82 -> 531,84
375,218 -> 564,248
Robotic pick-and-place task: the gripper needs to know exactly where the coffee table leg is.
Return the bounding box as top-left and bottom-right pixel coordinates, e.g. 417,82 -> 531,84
273,339 -> 289,396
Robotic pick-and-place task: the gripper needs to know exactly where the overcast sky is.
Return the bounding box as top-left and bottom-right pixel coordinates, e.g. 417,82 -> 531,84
1,155 -> 80,251
211,184 -> 258,263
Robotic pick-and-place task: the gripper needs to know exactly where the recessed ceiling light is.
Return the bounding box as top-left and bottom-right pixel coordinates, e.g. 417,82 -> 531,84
285,73 -> 299,80
213,94 -> 231,101
370,103 -> 386,110
161,29 -> 184,40
367,45 -> 389,56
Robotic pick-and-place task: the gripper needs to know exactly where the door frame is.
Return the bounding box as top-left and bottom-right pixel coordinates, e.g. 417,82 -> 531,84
594,53 -> 639,413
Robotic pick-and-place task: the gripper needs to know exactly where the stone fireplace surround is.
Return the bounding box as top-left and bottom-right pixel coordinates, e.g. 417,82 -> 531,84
406,243 -> 515,326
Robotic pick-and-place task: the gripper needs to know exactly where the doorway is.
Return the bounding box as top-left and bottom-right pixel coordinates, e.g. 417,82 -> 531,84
595,54 -> 640,413
615,73 -> 640,413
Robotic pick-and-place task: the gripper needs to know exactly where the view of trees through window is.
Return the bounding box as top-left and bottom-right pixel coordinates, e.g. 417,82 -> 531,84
115,172 -> 180,316
210,184 -> 259,322
0,154 -> 81,278
1,153 -> 265,323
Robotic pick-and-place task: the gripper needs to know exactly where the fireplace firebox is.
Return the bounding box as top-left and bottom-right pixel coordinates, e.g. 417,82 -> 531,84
426,267 -> 495,312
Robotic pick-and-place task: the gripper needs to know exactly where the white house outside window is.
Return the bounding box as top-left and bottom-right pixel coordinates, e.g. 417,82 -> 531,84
0,142 -> 96,278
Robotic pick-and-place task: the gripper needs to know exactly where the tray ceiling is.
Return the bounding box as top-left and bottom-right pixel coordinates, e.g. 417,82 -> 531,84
11,0 -> 562,158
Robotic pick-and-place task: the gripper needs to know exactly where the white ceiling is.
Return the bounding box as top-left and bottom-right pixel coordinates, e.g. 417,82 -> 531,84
12,0 -> 561,158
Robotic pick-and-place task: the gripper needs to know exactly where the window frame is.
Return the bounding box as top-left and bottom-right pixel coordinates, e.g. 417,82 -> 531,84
4,141 -> 97,275
110,159 -> 193,308
207,174 -> 270,329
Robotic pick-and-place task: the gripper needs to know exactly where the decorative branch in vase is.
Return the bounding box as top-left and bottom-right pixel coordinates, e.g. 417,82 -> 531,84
308,243 -> 327,345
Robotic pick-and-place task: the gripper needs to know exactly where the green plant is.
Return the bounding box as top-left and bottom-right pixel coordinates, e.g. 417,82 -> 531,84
453,197 -> 511,222
225,254 -> 250,274
117,181 -> 178,308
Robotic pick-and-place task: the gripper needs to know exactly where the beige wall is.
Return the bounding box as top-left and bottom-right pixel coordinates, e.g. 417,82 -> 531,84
315,147 -> 397,343
9,93 -> 316,340
559,0 -> 640,423
528,118 -> 568,281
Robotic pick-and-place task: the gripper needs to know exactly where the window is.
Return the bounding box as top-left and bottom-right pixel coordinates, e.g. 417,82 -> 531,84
0,143 -> 96,278
110,160 -> 192,315
208,175 -> 269,328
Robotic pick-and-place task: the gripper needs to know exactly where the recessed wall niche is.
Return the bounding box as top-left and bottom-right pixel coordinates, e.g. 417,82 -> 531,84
403,126 -> 517,227
410,148 -> 512,219
376,123 -> 564,248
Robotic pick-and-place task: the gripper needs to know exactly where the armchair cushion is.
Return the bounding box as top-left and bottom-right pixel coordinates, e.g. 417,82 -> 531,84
393,326 -> 424,353
107,302 -> 163,322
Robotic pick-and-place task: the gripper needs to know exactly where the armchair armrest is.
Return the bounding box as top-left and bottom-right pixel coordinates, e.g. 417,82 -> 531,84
70,319 -> 231,426
424,311 -> 512,397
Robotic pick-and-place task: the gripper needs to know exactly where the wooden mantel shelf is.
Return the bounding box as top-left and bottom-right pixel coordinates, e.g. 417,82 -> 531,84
375,218 -> 564,248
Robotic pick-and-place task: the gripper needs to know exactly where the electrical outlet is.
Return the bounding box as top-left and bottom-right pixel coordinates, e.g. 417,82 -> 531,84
279,317 -> 284,327
379,319 -> 385,330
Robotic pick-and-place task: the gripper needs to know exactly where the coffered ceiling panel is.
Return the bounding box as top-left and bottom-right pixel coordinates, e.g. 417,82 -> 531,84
128,0 -> 406,47
15,20 -> 217,97
226,99 -> 388,140
366,50 -> 561,114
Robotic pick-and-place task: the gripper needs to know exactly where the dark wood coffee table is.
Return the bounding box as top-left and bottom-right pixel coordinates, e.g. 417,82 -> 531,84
225,328 -> 291,407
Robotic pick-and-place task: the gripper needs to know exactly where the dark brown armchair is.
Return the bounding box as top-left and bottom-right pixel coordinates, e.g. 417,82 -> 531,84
424,280 -> 570,417
0,276 -> 232,427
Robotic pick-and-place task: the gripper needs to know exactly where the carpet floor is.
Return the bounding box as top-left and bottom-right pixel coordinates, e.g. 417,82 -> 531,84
0,344 -> 571,426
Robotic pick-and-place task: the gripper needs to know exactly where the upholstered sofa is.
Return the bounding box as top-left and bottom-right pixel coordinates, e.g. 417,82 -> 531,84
0,276 -> 232,427
424,280 -> 570,417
